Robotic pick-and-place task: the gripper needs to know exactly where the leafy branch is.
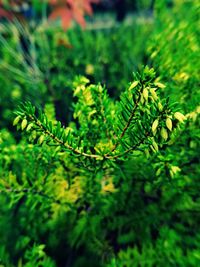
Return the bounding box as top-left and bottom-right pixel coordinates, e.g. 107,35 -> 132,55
15,102 -> 101,159
110,80 -> 144,153
14,68 -> 185,163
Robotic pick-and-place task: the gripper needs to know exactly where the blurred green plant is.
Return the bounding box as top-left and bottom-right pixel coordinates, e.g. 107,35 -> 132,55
0,21 -> 151,129
148,0 -> 200,111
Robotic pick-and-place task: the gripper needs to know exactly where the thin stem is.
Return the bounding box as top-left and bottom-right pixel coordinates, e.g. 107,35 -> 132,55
107,131 -> 150,159
29,114 -> 101,159
98,88 -> 110,139
110,82 -> 143,153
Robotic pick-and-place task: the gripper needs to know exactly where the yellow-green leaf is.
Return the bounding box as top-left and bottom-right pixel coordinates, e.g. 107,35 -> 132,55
143,88 -> 148,101
150,88 -> 158,101
152,140 -> 159,152
161,127 -> 168,141
158,102 -> 163,112
174,112 -> 186,123
26,123 -> 33,132
166,117 -> 172,131
128,81 -> 139,91
152,119 -> 159,133
155,82 -> 166,89
38,135 -> 45,145
21,119 -> 28,130
13,115 -> 21,126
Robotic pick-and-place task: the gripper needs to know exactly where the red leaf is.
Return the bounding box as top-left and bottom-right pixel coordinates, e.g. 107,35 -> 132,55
0,7 -> 12,19
48,0 -> 100,29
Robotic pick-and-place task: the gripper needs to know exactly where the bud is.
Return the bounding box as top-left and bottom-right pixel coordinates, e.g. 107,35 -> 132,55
21,119 -> 28,130
129,81 -> 139,91
38,135 -> 45,145
13,115 -> 21,126
143,88 -> 148,101
154,82 -> 166,89
158,102 -> 163,112
170,165 -> 181,177
174,112 -> 186,123
152,140 -> 159,152
26,123 -> 33,132
140,95 -> 144,105
160,127 -> 168,141
166,117 -> 172,131
150,88 -> 158,101
152,119 -> 159,133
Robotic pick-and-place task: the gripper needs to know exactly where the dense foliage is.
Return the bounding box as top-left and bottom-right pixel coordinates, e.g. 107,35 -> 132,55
0,1 -> 199,266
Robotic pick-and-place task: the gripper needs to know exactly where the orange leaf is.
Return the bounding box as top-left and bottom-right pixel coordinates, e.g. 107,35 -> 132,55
48,0 -> 100,29
49,7 -> 73,29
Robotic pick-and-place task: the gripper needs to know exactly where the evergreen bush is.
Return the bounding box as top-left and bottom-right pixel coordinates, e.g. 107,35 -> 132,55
0,67 -> 187,266
0,0 -> 199,266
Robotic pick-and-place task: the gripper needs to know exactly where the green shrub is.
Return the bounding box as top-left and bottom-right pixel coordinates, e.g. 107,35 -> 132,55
0,1 -> 199,266
0,67 -> 185,266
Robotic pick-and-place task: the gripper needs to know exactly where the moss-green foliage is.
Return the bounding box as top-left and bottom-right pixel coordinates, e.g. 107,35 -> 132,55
0,1 -> 199,266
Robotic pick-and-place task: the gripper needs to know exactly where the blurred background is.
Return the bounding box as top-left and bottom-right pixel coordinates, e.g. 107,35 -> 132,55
0,0 -> 163,129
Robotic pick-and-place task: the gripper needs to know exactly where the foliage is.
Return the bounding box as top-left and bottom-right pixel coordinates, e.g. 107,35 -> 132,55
0,1 -> 199,266
0,67 -> 185,266
14,67 -> 179,160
